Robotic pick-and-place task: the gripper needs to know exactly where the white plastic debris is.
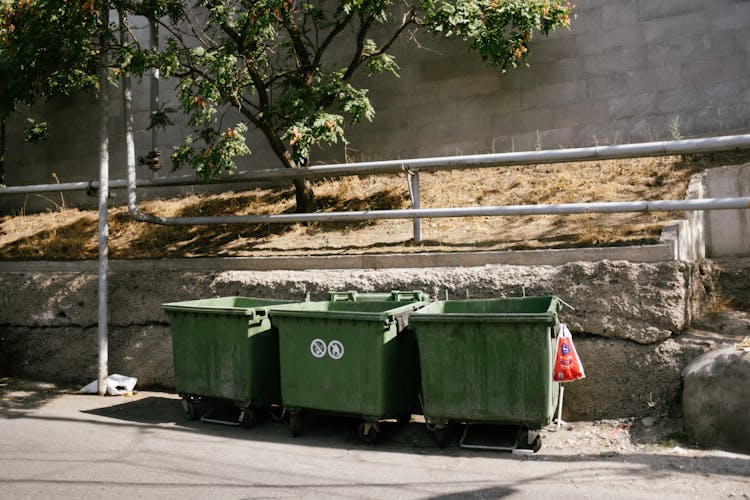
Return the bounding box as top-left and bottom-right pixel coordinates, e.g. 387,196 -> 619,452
736,336 -> 750,352
80,374 -> 138,396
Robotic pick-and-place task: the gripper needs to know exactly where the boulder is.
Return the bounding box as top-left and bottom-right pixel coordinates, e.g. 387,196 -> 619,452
682,347 -> 750,454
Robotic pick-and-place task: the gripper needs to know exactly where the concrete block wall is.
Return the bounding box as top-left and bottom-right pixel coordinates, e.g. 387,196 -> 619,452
337,0 -> 750,161
3,0 -> 750,213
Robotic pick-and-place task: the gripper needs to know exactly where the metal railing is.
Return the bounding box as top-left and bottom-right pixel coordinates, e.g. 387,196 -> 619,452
124,135 -> 750,248
4,133 -> 750,246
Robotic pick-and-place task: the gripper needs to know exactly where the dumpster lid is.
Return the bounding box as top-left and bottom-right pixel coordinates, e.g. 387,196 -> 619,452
327,290 -> 430,302
161,297 -> 296,316
270,300 -> 426,322
410,296 -> 561,324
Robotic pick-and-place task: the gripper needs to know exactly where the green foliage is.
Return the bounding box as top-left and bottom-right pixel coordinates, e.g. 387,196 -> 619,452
147,105 -> 177,131
0,0 -> 102,120
170,123 -> 251,178
115,0 -> 571,181
1,0 -> 573,207
423,0 -> 572,71
23,117 -> 47,142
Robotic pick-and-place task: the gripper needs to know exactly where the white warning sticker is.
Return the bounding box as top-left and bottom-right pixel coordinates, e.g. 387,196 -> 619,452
327,340 -> 344,360
310,338 -> 327,358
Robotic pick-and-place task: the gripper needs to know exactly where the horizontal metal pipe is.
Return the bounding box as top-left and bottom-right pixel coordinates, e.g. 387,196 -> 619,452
4,133 -> 750,196
134,197 -> 750,226
268,133 -> 750,180
0,180 -> 113,195
133,132 -> 750,183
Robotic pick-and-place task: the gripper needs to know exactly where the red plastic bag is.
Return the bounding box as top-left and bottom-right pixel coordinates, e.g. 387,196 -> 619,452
553,324 -> 585,382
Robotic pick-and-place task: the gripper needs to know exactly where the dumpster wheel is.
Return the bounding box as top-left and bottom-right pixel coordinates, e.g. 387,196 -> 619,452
181,395 -> 202,421
519,427 -> 542,453
289,411 -> 303,437
240,408 -> 257,428
396,412 -> 412,424
434,426 -> 450,448
357,421 -> 380,444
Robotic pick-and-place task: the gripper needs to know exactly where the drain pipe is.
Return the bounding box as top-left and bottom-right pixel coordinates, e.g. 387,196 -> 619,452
96,4 -> 110,397
150,17 -> 159,156
140,15 -> 161,172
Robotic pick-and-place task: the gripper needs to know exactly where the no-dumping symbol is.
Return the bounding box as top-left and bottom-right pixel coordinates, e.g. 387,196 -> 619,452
309,339 -> 345,360
327,340 -> 344,360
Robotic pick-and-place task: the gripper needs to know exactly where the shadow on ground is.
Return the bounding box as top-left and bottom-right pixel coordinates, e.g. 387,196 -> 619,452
0,377 -> 71,412
63,393 -> 750,479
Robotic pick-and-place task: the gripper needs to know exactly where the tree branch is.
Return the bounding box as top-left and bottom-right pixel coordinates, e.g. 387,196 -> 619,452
311,10 -> 355,70
365,7 -> 417,62
217,21 -> 272,126
342,13 -> 375,81
278,5 -> 312,73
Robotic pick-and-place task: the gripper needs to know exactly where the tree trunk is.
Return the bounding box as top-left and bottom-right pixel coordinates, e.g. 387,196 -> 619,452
0,120 -> 6,186
293,177 -> 316,213
254,121 -> 317,213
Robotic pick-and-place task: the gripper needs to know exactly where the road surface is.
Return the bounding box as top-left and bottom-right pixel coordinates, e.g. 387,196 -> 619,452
1,379 -> 748,499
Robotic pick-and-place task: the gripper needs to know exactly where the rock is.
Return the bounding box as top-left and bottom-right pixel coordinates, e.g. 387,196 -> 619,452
0,260 -> 709,343
682,347 -> 750,454
642,416 -> 657,427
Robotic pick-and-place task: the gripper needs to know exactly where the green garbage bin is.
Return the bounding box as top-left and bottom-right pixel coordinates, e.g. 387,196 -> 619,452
327,290 -> 430,302
410,296 -> 561,451
161,297 -> 297,426
271,300 -> 426,442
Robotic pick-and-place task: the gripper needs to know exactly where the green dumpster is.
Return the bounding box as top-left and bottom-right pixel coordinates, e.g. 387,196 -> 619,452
271,300 -> 426,442
161,297 -> 296,426
327,290 -> 430,302
410,296 -> 561,451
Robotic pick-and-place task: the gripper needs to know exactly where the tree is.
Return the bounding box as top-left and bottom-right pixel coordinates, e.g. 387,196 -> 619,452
0,0 -> 102,186
1,1 -> 571,204
116,0 -> 572,212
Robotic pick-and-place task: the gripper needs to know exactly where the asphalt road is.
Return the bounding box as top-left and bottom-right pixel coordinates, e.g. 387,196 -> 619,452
1,382 -> 748,499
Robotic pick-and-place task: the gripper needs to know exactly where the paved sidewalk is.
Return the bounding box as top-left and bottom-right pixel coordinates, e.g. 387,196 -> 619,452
1,379 -> 748,499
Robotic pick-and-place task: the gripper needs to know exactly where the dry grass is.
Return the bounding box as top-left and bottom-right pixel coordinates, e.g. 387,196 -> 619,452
1,152 -> 748,260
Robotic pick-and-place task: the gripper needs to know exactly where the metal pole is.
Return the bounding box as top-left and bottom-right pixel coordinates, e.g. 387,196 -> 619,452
150,18 -> 159,154
127,196 -> 750,226
408,171 -> 422,245
96,5 -> 110,397
121,15 -> 142,225
4,133 -> 750,196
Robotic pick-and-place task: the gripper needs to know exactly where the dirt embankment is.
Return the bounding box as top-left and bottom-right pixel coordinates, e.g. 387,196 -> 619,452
3,153 -> 750,260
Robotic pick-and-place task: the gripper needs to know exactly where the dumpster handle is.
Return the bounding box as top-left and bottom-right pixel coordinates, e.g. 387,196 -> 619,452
392,310 -> 419,334
558,298 -> 576,311
328,291 -> 357,301
391,291 -> 420,302
418,393 -> 440,431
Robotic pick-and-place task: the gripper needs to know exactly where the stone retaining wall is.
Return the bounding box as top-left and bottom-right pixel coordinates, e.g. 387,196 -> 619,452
0,259 -> 724,420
